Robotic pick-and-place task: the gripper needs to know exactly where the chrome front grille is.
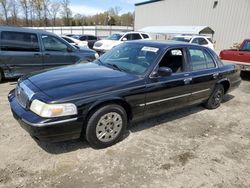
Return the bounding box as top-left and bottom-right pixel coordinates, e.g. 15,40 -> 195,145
15,82 -> 34,108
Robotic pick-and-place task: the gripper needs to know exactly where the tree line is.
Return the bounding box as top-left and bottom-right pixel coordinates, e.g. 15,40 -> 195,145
0,0 -> 134,27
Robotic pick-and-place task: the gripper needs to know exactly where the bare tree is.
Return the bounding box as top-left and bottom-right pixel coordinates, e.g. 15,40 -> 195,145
29,0 -> 35,26
108,6 -> 122,16
61,0 -> 71,26
50,1 -> 60,26
20,0 -> 29,26
43,0 -> 50,26
0,0 -> 10,25
33,0 -> 44,26
9,0 -> 19,25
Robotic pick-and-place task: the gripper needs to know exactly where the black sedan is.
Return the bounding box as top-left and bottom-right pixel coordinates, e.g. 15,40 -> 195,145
8,41 -> 241,148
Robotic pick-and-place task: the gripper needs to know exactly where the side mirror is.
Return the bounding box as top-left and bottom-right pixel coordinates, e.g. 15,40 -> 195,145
122,37 -> 127,41
157,67 -> 172,77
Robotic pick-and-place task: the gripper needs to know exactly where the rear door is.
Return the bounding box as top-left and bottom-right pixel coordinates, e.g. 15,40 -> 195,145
0,31 -> 43,77
187,47 -> 219,104
41,34 -> 79,70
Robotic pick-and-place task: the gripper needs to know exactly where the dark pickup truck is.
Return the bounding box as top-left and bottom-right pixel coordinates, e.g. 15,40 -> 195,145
0,26 -> 98,82
8,41 -> 241,148
220,39 -> 250,72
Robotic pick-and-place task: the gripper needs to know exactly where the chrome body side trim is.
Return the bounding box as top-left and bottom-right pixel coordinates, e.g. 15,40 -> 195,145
191,88 -> 211,95
21,117 -> 78,127
139,88 -> 211,107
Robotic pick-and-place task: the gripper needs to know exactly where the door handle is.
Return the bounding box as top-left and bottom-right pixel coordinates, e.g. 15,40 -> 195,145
239,53 -> 244,56
184,78 -> 192,84
45,53 -> 51,56
34,53 -> 40,57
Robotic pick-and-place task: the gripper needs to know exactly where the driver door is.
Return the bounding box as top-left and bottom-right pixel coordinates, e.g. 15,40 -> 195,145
144,47 -> 193,117
41,34 -> 78,70
238,40 -> 250,62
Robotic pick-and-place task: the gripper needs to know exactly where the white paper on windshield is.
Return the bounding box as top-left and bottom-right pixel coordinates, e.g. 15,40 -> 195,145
141,46 -> 159,53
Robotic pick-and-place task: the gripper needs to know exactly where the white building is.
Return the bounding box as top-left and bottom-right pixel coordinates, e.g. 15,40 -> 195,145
134,0 -> 250,51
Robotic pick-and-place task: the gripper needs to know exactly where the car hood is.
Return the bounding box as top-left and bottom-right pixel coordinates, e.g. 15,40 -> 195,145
77,47 -> 95,53
94,40 -> 122,49
27,63 -> 139,102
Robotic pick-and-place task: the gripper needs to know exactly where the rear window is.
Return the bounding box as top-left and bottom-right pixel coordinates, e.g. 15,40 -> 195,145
241,40 -> 250,51
172,37 -> 191,43
207,38 -> 213,43
0,31 -> 39,52
198,38 -> 208,45
142,34 -> 149,39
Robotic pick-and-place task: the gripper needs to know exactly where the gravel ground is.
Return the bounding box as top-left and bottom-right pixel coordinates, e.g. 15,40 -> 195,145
0,75 -> 250,188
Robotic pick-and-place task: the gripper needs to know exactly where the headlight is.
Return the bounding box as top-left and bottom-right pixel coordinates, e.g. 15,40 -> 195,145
30,99 -> 77,118
95,53 -> 99,59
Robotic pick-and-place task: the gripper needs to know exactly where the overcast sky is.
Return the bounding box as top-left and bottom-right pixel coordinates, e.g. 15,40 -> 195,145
69,0 -> 147,15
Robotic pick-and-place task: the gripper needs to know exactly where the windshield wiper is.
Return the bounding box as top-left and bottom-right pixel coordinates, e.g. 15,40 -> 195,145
97,60 -> 125,72
106,63 -> 125,72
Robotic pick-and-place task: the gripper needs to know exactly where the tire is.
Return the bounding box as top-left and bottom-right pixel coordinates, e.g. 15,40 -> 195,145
0,70 -> 3,83
204,84 -> 224,109
85,104 -> 127,149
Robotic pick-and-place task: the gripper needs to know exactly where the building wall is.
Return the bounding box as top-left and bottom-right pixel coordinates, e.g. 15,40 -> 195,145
135,0 -> 250,51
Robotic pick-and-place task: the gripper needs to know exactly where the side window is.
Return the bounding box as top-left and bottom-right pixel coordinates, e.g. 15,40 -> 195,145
62,37 -> 74,43
42,35 -> 68,52
0,31 -> 39,52
88,36 -> 97,40
191,38 -> 199,44
132,33 -> 142,40
142,34 -> 149,39
241,40 -> 250,51
79,36 -> 87,41
204,51 -> 216,68
158,48 -> 185,73
198,38 -> 208,45
189,48 -> 215,71
123,34 -> 133,40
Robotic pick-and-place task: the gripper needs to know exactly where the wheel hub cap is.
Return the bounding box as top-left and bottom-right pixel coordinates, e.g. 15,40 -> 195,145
96,112 -> 122,142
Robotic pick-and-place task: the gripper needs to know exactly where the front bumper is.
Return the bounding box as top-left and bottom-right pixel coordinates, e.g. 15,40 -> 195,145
8,90 -> 83,142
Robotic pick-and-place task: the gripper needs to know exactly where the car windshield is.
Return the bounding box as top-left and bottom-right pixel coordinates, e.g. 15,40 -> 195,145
95,43 -> 161,75
107,34 -> 123,40
172,37 -> 191,43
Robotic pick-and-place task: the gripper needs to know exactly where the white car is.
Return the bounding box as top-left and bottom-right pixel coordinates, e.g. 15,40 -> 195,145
172,35 -> 214,50
61,35 -> 89,49
93,32 -> 151,53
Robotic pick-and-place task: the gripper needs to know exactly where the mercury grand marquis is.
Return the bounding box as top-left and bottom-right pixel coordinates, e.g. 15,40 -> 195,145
8,41 -> 241,148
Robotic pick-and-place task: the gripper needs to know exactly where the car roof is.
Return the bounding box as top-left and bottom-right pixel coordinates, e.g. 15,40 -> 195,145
174,35 -> 211,39
78,34 -> 96,37
126,40 -> 207,49
0,26 -> 56,36
111,31 -> 149,35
